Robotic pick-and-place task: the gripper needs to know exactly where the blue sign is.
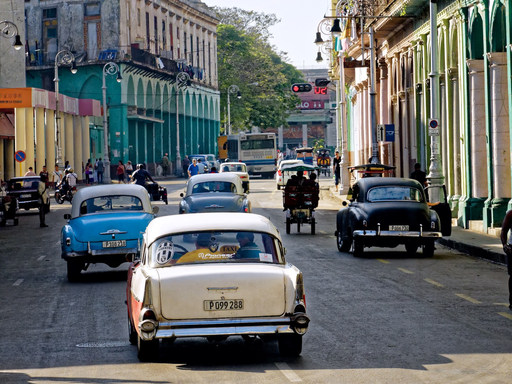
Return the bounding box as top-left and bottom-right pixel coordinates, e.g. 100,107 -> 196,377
15,150 -> 26,163
385,124 -> 395,142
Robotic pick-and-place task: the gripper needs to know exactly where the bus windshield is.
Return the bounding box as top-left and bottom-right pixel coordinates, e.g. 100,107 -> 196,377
241,139 -> 275,150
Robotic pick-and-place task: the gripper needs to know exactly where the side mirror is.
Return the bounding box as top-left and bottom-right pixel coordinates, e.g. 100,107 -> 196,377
64,213 -> 71,220
152,206 -> 159,214
180,192 -> 184,198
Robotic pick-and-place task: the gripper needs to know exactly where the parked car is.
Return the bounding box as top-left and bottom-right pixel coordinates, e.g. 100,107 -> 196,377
126,212 -> 310,361
275,159 -> 304,190
189,154 -> 220,172
61,184 -> 159,281
6,176 -> 50,212
219,162 -> 250,192
335,177 -> 451,257
179,173 -> 250,214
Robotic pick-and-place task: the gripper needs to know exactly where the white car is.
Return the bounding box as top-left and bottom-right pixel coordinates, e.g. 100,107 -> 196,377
126,212 -> 310,361
220,162 -> 250,192
275,159 -> 305,190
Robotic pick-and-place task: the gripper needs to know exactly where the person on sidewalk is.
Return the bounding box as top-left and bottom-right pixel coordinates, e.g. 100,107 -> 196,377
96,158 -> 104,183
500,210 -> 512,311
38,174 -> 49,227
333,150 -> 341,192
410,162 -> 427,187
161,153 -> 170,176
25,167 -> 36,176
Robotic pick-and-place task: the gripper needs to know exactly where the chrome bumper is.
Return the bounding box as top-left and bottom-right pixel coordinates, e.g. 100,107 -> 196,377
353,230 -> 442,238
150,316 -> 305,339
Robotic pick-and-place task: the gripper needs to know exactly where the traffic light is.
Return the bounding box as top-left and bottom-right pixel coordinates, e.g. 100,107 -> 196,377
291,83 -> 312,93
315,78 -> 330,87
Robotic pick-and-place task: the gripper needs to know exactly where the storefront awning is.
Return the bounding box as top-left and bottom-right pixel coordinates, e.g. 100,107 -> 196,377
0,113 -> 14,138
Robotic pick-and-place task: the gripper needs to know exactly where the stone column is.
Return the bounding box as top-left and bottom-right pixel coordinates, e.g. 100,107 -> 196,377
74,116 -> 83,180
466,59 -> 487,200
14,108 -> 27,176
448,67 -> 462,205
362,80 -> 369,162
488,52 -> 510,225
45,110 -> 56,171
35,107 -> 45,169
65,113 -> 74,168
25,108 -> 34,171
82,117 -> 90,167
5,138 -> 14,180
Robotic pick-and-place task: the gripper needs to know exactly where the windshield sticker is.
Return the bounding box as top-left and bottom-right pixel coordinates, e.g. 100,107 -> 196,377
155,241 -> 174,264
259,253 -> 273,262
197,252 -> 233,260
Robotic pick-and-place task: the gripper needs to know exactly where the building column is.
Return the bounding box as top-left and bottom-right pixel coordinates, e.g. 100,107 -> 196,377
466,59 -> 487,219
64,113 -> 74,168
0,139 -> 4,182
25,108 -> 34,171
5,138 -> 14,180
448,67 -> 462,210
35,107 -> 45,170
73,116 -> 83,180
45,110 -> 56,171
82,116 -> 90,165
488,52 -> 510,226
14,108 -> 27,176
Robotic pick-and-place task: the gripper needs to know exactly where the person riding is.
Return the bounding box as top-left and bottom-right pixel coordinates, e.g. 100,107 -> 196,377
131,163 -> 155,186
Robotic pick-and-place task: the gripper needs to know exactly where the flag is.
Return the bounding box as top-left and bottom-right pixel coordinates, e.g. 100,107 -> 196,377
341,18 -> 352,52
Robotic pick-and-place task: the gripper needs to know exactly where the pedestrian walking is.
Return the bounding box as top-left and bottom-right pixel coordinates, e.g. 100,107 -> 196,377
188,158 -> 199,178
52,164 -> 62,189
39,165 -> 49,188
125,161 -> 134,179
116,160 -> 126,183
25,167 -> 36,176
333,150 -> 341,192
38,174 -> 49,228
500,210 -> 512,311
161,153 -> 170,176
410,162 -> 427,186
182,156 -> 190,178
96,158 -> 105,183
85,160 -> 92,185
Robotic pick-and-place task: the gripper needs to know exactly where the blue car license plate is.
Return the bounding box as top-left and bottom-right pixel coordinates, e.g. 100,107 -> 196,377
102,240 -> 126,248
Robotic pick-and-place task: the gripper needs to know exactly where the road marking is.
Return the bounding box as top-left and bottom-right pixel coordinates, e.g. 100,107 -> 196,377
494,303 -> 510,307
397,267 -> 414,274
275,362 -> 302,382
498,312 -> 512,320
13,279 -> 23,286
424,278 -> 444,288
37,255 -> 45,261
377,259 -> 390,264
455,293 -> 481,304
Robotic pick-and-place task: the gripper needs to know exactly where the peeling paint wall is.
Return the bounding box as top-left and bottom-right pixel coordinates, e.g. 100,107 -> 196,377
0,0 -> 26,88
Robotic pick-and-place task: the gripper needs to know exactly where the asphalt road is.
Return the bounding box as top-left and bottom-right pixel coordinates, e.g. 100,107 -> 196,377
1,176 -> 511,383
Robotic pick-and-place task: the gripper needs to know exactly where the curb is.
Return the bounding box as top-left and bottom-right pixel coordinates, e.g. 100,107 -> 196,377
438,237 -> 507,265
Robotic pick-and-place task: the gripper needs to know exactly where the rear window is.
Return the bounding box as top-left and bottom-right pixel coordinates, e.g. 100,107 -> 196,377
367,186 -> 424,202
8,179 -> 39,190
149,231 -> 283,267
79,195 -> 143,215
192,181 -> 236,194
221,164 -> 246,173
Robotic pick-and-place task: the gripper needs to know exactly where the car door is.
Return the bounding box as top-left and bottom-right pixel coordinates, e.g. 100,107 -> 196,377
425,185 -> 452,236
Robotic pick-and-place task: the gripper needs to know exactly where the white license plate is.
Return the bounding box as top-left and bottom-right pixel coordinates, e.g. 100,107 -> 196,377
21,194 -> 32,198
102,240 -> 126,248
389,225 -> 409,231
204,299 -> 244,311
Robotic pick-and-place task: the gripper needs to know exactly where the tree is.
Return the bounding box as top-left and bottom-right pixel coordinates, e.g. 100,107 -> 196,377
214,7 -> 304,133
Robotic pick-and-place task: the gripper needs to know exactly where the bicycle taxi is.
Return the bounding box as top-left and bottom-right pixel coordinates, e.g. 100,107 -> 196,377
316,148 -> 331,176
281,162 -> 320,235
295,147 -> 314,165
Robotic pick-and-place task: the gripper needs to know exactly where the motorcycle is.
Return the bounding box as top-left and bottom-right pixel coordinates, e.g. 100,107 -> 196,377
55,183 -> 76,204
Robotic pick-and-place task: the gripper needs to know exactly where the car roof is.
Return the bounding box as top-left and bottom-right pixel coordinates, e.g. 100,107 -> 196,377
188,172 -> 242,184
356,177 -> 423,189
9,176 -> 40,181
144,212 -> 280,245
70,184 -> 153,218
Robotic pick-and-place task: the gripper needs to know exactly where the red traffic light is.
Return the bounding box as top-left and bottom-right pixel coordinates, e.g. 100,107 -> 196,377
291,83 -> 312,93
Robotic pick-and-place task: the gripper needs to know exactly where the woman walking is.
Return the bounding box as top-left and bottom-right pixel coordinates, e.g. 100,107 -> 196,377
116,160 -> 126,183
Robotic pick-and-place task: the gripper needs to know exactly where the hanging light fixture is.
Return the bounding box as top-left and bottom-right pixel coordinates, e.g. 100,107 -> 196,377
316,50 -> 323,63
330,19 -> 342,36
314,32 -> 324,46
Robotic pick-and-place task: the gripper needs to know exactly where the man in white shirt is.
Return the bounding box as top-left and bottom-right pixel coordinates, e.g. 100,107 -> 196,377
52,164 -> 62,188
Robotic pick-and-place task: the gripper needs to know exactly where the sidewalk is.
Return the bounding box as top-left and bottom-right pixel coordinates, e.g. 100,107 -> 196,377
327,185 -> 507,266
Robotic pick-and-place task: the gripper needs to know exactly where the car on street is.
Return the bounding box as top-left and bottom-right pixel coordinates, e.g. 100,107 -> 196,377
179,173 -> 250,213
61,184 -> 159,281
275,159 -> 304,190
189,154 -> 220,172
219,161 -> 250,192
335,177 -> 451,257
6,176 -> 50,212
126,212 -> 310,361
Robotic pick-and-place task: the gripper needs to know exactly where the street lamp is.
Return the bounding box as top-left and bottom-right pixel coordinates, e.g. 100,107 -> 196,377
227,85 -> 241,135
0,20 -> 23,50
175,71 -> 190,176
54,49 -> 78,169
102,61 -> 122,184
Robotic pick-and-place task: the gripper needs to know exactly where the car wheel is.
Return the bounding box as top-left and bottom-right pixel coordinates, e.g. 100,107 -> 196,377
337,231 -> 352,252
353,239 -> 364,258
405,243 -> 418,256
128,316 -> 137,345
137,336 -> 159,362
278,334 -> 302,357
286,217 -> 291,234
422,241 -> 435,258
66,260 -> 83,282
55,192 -> 64,204
311,219 -> 315,235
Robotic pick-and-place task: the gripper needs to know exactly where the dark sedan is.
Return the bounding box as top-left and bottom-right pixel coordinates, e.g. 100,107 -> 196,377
179,173 -> 250,214
6,176 -> 49,212
335,177 -> 451,257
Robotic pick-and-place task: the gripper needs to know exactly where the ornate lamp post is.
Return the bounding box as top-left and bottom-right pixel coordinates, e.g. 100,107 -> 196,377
102,61 -> 122,183
54,49 -> 77,169
227,85 -> 241,135
0,20 -> 23,50
175,71 -> 190,176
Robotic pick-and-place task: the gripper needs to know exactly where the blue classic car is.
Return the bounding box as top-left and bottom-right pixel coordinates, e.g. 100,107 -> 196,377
61,184 -> 159,281
179,173 -> 250,214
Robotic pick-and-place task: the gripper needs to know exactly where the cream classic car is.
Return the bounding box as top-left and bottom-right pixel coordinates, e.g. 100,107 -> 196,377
219,162 -> 250,192
126,212 -> 309,361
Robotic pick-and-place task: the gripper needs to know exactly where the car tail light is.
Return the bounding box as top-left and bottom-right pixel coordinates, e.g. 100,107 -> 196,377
278,170 -> 282,176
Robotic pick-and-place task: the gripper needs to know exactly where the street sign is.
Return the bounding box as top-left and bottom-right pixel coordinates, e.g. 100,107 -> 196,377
429,118 -> 439,136
15,150 -> 26,163
377,124 -> 385,142
377,124 -> 395,142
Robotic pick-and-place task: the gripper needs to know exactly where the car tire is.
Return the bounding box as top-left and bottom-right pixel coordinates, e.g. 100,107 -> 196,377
286,217 -> 291,234
278,334 -> 302,357
337,230 -> 352,252
66,260 -> 83,282
55,192 -> 64,204
405,243 -> 418,256
353,239 -> 364,258
137,336 -> 159,362
422,241 -> 435,258
128,316 -> 137,345
311,219 -> 315,235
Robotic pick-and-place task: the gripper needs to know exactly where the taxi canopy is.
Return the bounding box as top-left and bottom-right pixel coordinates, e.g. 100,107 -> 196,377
280,163 -> 319,173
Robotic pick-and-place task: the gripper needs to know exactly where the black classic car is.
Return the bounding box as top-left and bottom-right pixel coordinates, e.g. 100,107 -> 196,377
6,176 -> 50,213
335,177 -> 451,257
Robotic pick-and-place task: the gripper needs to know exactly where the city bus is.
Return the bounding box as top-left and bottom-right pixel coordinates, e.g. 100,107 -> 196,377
226,133 -> 277,178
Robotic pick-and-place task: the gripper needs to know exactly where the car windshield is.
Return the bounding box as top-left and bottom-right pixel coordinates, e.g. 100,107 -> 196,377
222,164 -> 246,173
367,186 -> 424,202
79,195 -> 143,215
192,181 -> 236,194
149,231 -> 283,267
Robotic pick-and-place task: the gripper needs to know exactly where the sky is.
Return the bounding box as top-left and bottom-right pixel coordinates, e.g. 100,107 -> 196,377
203,0 -> 331,69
